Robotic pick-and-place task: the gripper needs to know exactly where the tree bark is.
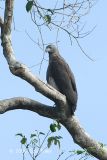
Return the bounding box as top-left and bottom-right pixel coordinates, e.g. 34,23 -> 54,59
0,97 -> 58,119
0,0 -> 107,160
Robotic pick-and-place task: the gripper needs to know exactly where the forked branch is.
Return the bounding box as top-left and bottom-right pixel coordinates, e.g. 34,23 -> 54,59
0,1 -> 107,160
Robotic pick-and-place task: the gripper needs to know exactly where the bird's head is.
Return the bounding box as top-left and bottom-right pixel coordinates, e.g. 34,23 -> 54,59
45,44 -> 58,54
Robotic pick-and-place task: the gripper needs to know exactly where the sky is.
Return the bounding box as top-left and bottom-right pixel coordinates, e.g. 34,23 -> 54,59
0,0 -> 107,160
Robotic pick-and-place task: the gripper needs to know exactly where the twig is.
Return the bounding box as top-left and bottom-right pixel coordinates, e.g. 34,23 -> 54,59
57,151 -> 64,160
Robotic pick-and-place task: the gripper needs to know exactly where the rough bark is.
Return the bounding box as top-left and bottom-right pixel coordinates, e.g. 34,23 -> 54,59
0,97 -> 58,119
0,0 -> 107,160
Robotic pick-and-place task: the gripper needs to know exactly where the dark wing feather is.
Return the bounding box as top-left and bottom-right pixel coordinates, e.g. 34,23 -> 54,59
47,54 -> 77,112
46,65 -> 59,91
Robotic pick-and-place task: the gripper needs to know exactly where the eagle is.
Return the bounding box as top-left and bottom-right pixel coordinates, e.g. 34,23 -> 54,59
45,44 -> 78,115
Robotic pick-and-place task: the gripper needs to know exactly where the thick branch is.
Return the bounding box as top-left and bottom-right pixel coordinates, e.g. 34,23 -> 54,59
4,0 -> 14,34
62,117 -> 107,160
0,1 -> 107,160
1,96 -> 107,159
0,0 -> 66,109
0,97 -> 58,119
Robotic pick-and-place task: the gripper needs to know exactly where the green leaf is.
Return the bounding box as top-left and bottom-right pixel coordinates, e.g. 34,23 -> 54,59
30,134 -> 37,138
76,150 -> 85,155
57,122 -> 61,130
57,140 -> 60,148
47,137 -> 53,148
15,133 -> 23,137
56,136 -> 62,139
50,124 -> 56,132
54,136 -> 62,148
50,122 -> 61,132
26,1 -> 33,12
44,15 -> 51,24
54,139 -> 57,145
39,132 -> 45,135
47,136 -> 62,148
21,137 -> 27,144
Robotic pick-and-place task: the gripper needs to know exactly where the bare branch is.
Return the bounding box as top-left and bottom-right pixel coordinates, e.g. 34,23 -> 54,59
0,96 -> 107,159
1,39 -> 66,108
4,0 -> 14,34
62,116 -> 107,160
28,0 -> 96,60
1,1 -> 107,160
0,0 -> 66,109
0,97 -> 58,119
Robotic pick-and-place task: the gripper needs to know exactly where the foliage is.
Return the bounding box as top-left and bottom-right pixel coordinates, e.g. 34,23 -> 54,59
16,121 -> 62,160
0,0 -> 105,160
16,121 -> 93,160
26,1 -> 33,12
50,121 -> 61,132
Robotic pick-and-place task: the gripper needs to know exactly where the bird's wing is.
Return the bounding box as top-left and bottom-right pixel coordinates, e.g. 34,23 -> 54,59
46,64 -> 59,91
49,54 -> 77,105
64,60 -> 77,92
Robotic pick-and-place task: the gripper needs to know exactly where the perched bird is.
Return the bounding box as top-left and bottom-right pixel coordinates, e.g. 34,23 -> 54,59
45,44 -> 78,115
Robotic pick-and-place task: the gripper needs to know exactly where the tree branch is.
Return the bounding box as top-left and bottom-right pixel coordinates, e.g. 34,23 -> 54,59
0,1 -> 107,160
0,97 -> 57,119
62,117 -> 107,160
0,0 -> 66,109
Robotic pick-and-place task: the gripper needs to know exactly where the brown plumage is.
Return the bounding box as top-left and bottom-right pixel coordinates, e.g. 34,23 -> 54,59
46,45 -> 78,115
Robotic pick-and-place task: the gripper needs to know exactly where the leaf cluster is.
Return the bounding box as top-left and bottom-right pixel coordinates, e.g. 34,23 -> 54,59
16,121 -> 62,160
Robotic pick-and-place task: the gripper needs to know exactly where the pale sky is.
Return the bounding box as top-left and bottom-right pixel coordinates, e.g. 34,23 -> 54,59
0,0 -> 107,160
